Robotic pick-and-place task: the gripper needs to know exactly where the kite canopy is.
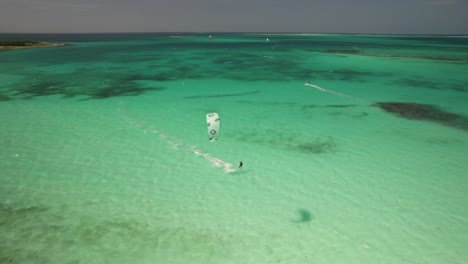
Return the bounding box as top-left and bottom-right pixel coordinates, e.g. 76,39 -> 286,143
206,113 -> 220,141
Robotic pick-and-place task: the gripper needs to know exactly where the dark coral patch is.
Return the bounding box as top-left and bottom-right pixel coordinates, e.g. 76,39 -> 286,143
324,49 -> 364,54
231,128 -> 337,154
0,202 -> 231,263
13,81 -> 63,98
88,83 -> 165,99
310,68 -> 392,82
0,93 -> 11,101
5,74 -> 164,101
184,90 -> 260,99
324,104 -> 356,108
394,78 -> 468,93
323,50 -> 465,62
292,137 -> 337,154
375,102 -> 468,131
292,209 -> 314,223
376,102 -> 456,120
394,78 -> 441,90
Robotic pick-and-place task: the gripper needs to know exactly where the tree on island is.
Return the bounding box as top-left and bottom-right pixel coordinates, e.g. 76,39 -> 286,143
0,41 -> 42,46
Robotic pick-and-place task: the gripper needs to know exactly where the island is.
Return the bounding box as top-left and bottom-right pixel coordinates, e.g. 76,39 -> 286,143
0,41 -> 66,51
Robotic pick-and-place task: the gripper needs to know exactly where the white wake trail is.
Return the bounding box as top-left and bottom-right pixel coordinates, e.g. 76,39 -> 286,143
304,83 -> 370,104
192,148 -> 236,173
118,102 -> 236,173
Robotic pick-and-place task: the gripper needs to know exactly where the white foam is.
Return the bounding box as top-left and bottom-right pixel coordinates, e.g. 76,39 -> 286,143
119,103 -> 235,173
304,83 -> 369,104
193,147 -> 236,173
255,54 -> 274,59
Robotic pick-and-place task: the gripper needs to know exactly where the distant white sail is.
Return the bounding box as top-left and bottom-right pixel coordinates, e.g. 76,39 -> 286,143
206,113 -> 220,141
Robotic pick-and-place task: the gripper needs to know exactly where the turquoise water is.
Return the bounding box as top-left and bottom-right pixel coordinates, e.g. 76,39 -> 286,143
1,33 -> 467,263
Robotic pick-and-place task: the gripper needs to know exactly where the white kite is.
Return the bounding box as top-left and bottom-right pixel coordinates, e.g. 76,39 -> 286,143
206,113 -> 220,141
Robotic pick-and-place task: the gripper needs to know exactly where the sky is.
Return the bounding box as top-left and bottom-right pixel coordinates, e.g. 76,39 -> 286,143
1,0 -> 467,34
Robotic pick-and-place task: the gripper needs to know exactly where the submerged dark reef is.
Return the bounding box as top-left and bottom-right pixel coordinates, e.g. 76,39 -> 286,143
323,49 -> 467,63
292,209 -> 314,223
0,42 -> 398,102
2,75 -> 165,100
87,83 -> 165,99
13,81 -> 64,99
0,202 -> 232,263
293,138 -> 337,154
184,90 -> 260,99
300,104 -> 368,119
232,128 -> 337,154
1,34 -> 465,102
393,78 -> 468,93
375,102 -> 468,131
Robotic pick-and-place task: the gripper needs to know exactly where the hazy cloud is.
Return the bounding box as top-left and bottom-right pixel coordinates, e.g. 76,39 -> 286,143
1,0 -> 467,34
426,0 -> 458,6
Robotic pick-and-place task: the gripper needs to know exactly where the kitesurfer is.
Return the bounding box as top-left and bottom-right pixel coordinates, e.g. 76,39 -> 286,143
239,161 -> 243,169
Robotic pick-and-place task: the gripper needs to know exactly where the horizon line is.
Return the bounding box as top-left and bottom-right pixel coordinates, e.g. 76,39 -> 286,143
1,31 -> 467,36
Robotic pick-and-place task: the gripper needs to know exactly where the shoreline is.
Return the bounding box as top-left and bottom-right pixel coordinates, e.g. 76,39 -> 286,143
0,42 -> 66,52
